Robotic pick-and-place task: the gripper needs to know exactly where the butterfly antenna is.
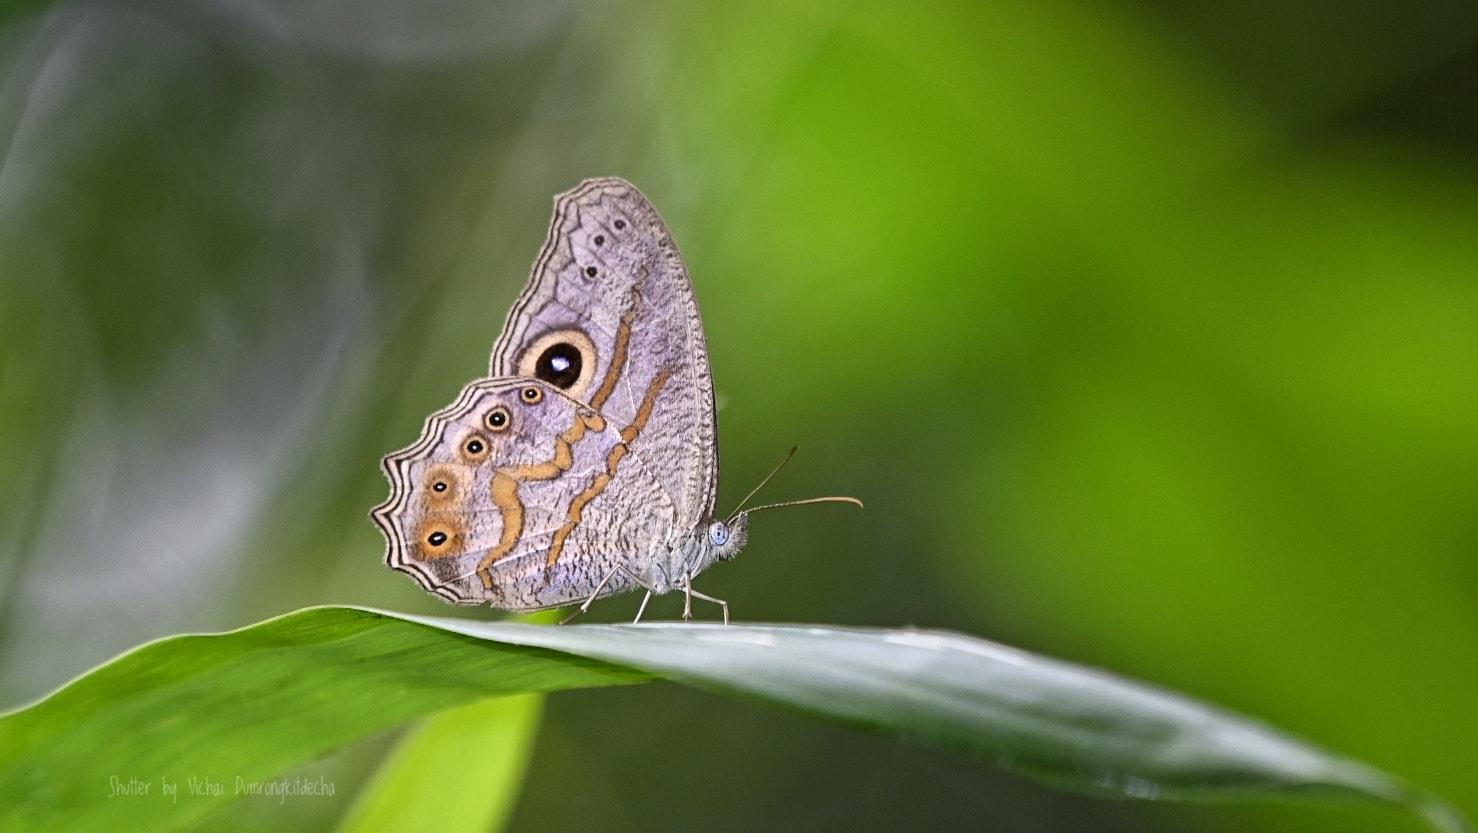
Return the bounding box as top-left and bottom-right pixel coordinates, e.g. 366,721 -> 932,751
737,495 -> 864,516
725,446 -> 864,523
725,445 -> 798,524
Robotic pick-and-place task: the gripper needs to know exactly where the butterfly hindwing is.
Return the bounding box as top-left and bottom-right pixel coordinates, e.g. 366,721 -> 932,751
373,377 -> 677,608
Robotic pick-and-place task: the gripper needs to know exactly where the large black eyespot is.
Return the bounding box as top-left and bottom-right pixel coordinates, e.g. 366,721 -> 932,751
535,342 -> 582,389
518,329 -> 596,399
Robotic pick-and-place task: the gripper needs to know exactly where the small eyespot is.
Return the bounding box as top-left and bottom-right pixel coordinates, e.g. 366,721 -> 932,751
485,405 -> 510,431
415,516 -> 462,559
585,266 -> 597,277
593,234 -> 604,245
614,219 -> 625,229
423,466 -> 460,503
460,433 -> 491,462
520,386 -> 544,405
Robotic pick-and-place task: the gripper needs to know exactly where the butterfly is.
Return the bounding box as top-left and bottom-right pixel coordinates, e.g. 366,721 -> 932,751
371,178 -> 857,622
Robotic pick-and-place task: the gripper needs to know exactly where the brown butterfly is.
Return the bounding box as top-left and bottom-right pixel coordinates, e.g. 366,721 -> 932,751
372,178 -> 858,622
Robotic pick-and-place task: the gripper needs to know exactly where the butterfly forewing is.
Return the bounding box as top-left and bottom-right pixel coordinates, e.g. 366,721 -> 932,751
489,178 -> 720,529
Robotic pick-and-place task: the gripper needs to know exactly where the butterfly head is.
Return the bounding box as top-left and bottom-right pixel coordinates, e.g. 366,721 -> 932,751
707,515 -> 749,562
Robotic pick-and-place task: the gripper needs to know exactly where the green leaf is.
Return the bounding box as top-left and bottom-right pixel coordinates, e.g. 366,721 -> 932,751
0,606 -> 646,833
0,606 -> 1464,833
333,694 -> 543,833
332,609 -> 557,833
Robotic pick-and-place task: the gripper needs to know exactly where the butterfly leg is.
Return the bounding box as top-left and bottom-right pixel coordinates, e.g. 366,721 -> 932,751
612,563 -> 658,623
559,565 -> 624,625
680,573 -> 730,625
632,591 -> 653,624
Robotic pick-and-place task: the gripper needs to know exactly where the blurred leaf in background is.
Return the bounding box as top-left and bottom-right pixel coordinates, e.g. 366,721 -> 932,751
0,0 -> 1473,832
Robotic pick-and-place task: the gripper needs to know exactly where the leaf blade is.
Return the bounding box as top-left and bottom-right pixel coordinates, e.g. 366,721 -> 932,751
400,616 -> 1409,801
333,694 -> 543,833
0,606 -> 646,833
0,606 -> 1464,833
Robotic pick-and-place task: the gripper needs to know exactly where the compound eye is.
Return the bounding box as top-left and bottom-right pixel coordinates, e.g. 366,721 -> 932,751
708,521 -> 730,547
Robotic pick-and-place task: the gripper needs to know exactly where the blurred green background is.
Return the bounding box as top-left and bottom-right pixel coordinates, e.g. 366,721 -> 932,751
1,1 -> 1474,831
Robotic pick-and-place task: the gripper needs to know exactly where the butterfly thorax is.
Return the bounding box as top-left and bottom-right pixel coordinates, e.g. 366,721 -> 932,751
634,514 -> 749,595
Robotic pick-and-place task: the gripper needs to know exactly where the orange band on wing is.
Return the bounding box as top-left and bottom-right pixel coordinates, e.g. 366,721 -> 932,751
589,309 -> 634,411
476,409 -> 605,589
545,367 -> 673,567
589,273 -> 649,412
